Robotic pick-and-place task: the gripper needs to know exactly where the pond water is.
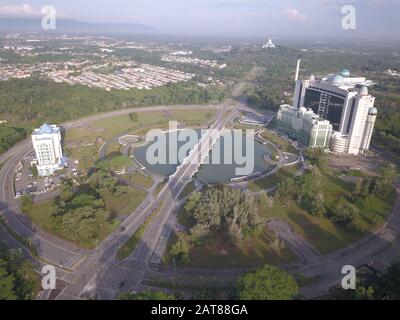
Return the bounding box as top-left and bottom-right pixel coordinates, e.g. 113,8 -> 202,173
133,129 -> 273,184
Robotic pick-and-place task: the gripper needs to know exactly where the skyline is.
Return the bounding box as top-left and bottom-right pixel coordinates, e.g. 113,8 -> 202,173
0,1 -> 399,39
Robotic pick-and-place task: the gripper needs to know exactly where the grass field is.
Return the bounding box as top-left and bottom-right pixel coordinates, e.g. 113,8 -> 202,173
101,186 -> 147,217
260,130 -> 298,154
125,172 -> 154,189
65,144 -> 100,173
247,164 -> 301,192
105,142 -> 122,157
64,109 -> 216,145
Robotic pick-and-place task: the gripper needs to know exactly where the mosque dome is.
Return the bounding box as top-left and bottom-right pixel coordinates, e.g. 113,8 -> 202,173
332,74 -> 344,85
340,69 -> 350,77
359,86 -> 369,96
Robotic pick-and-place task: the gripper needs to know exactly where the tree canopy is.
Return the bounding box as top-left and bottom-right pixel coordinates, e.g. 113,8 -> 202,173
237,265 -> 299,300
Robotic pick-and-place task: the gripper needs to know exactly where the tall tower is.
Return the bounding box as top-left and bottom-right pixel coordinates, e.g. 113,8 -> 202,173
361,107 -> 378,152
295,59 -> 301,81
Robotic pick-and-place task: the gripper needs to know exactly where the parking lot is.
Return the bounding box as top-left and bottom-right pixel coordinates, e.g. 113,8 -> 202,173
13,150 -> 80,202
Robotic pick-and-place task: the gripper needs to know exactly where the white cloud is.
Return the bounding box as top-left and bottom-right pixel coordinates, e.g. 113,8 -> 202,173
0,4 -> 41,16
283,7 -> 309,23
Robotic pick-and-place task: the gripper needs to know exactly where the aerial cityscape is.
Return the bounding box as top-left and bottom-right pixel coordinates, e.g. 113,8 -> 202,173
1,0 -> 400,309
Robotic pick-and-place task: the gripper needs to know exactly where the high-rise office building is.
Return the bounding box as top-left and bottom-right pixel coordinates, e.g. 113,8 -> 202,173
31,124 -> 64,176
292,68 -> 377,155
276,105 -> 333,149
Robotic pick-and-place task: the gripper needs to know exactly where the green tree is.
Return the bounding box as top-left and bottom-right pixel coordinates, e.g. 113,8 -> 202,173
310,192 -> 326,216
129,112 -> 138,122
237,265 -> 299,300
31,165 -> 38,178
184,185 -> 258,241
170,233 -> 191,264
0,259 -> 17,300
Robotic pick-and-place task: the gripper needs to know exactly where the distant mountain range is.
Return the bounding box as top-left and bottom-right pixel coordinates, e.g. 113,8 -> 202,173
0,17 -> 154,34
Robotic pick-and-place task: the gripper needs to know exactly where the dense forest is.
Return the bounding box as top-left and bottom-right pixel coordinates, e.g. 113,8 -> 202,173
0,125 -> 27,154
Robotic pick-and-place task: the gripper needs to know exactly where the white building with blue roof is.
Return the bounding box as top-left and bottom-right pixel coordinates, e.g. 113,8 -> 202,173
31,124 -> 63,176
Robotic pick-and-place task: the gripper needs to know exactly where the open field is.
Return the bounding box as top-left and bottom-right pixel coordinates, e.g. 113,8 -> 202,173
65,144 -> 100,173
125,172 -> 154,189
64,109 -> 216,145
247,164 -> 301,192
260,130 -> 298,154
101,186 -> 147,217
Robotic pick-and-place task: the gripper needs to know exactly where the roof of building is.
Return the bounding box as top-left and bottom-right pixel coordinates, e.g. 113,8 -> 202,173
38,123 -> 54,134
33,123 -> 60,136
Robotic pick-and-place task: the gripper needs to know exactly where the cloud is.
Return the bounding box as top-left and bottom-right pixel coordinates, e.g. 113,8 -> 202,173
283,7 -> 309,23
0,4 -> 41,16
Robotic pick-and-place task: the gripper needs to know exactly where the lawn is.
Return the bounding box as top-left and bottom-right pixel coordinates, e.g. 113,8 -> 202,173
105,142 -> 122,157
260,130 -> 298,154
101,185 -> 147,217
247,164 -> 301,192
65,144 -> 100,173
125,172 -> 154,189
64,109 -> 216,146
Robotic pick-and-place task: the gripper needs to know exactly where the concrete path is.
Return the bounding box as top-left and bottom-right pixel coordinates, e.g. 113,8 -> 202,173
267,219 -> 321,265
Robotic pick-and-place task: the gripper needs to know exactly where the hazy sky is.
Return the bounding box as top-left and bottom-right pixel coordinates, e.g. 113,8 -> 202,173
0,0 -> 399,38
